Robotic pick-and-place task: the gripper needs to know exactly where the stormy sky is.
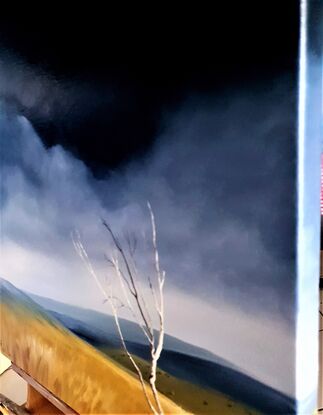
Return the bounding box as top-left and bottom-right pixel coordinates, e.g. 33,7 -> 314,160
0,5 -> 303,397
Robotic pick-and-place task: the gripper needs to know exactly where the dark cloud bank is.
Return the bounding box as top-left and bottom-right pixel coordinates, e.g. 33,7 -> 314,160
1,74 -> 297,319
110,84 -> 297,321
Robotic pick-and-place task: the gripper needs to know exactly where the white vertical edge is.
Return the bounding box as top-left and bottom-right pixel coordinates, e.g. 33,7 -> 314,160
296,0 -> 321,413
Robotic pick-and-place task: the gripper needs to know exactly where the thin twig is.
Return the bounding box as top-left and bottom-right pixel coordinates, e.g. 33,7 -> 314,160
72,234 -> 159,415
73,203 -> 166,415
102,220 -> 154,342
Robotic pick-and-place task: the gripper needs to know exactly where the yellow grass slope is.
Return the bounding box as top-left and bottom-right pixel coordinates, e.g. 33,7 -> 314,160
103,348 -> 259,415
0,302 -> 186,414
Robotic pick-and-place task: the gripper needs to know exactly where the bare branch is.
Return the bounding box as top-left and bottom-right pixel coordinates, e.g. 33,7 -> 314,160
126,251 -> 155,334
72,231 -> 159,415
102,220 -> 154,342
147,203 -> 162,283
148,275 -> 161,315
146,202 -> 165,414
111,255 -> 154,346
74,203 -> 166,415
72,231 -> 109,301
105,252 -> 135,296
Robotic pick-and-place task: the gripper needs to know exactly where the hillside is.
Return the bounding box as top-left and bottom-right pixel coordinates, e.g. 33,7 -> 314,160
30,294 -> 295,414
0,278 -> 185,414
1,278 -> 296,414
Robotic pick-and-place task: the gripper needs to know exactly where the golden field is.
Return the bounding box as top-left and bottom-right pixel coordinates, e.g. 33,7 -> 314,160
0,295 -> 258,414
100,348 -> 259,415
0,300 -> 185,414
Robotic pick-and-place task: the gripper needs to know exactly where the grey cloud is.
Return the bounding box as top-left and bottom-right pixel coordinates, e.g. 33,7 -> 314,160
0,78 -> 297,327
96,83 -> 296,321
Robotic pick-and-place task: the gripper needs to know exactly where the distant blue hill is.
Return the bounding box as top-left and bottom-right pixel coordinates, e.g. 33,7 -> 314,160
48,309 -> 296,414
29,292 -> 296,414
29,292 -> 241,371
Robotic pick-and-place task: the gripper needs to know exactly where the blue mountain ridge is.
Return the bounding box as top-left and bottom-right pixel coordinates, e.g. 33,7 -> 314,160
29,292 -> 241,371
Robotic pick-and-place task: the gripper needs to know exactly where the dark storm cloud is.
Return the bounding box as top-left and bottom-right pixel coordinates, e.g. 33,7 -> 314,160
0,51 -> 114,127
0,76 -> 297,324
95,81 -> 297,320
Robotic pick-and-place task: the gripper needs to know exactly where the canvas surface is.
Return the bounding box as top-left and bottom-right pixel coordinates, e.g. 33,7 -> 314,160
0,4 -> 321,414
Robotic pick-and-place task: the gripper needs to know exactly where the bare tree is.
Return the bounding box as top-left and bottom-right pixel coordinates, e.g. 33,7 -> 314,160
72,203 -> 165,415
